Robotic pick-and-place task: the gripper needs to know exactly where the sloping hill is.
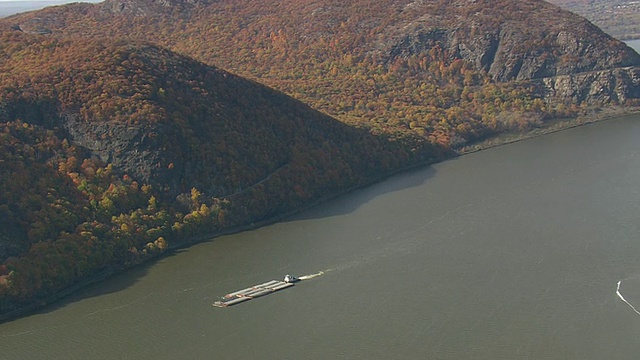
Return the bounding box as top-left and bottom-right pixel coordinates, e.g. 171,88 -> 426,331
4,0 -> 639,146
0,33 -> 420,316
1,0 -> 640,318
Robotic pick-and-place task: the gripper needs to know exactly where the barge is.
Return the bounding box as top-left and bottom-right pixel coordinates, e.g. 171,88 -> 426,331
212,275 -> 299,308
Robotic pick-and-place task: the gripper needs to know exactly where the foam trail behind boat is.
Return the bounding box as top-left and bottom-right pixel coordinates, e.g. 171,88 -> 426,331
616,280 -> 640,316
298,271 -> 325,280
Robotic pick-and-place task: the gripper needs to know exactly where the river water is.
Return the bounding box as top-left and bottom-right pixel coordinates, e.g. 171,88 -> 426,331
1,115 -> 640,359
626,39 -> 640,53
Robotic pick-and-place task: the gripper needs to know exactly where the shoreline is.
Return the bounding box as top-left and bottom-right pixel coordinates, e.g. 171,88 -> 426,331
456,106 -> 640,155
1,105 -> 638,323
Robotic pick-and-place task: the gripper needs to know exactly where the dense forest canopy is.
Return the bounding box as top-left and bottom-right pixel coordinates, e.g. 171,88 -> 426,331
5,0 -> 640,144
0,34 -> 424,315
0,0 -> 639,318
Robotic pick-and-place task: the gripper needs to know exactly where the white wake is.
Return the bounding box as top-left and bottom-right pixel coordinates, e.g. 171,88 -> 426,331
298,271 -> 325,280
616,280 -> 640,316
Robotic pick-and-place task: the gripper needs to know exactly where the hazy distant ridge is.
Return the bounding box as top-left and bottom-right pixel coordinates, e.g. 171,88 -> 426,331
0,0 -> 101,18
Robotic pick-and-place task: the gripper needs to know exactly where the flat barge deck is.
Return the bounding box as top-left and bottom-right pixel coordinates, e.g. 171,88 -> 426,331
212,280 -> 295,308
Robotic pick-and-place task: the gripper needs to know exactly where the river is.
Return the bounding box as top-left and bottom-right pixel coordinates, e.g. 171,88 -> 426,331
2,115 -> 640,359
626,39 -> 640,53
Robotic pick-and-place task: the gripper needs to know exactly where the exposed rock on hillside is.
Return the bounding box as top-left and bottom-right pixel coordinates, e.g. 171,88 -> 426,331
0,37 -> 409,202
0,35 -> 419,316
373,0 -> 640,82
1,0 -> 640,319
100,0 -> 208,16
7,0 -> 640,102
538,67 -> 640,103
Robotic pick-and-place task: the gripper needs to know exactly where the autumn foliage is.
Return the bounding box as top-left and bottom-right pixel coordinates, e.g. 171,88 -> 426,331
0,0 -> 634,316
0,34 -> 426,315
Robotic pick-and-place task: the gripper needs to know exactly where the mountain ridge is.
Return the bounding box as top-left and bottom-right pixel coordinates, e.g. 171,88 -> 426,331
13,0 -> 640,81
0,33 -> 423,316
6,0 -> 638,135
1,0 -> 640,318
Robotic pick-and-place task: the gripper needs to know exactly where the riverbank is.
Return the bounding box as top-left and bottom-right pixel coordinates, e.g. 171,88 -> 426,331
457,105 -> 640,155
1,104 -> 638,323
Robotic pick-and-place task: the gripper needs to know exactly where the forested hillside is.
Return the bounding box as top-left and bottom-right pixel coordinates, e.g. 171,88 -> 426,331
1,0 -> 639,318
6,0 -> 640,145
0,34 -> 421,317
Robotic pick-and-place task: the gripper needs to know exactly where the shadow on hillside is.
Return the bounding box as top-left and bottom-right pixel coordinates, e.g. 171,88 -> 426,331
286,163 -> 438,222
17,163 -> 439,320
24,248 -> 187,319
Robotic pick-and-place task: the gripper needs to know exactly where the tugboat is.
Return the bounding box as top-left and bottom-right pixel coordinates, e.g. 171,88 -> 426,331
283,274 -> 300,283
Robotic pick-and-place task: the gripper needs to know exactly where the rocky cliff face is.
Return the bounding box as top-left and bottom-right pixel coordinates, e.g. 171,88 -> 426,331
5,0 -> 639,316
61,115 -> 165,188
7,0 -> 640,106
100,0 -> 208,16
378,0 -> 640,84
368,0 -> 640,104
537,67 -> 640,103
456,23 -> 639,82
